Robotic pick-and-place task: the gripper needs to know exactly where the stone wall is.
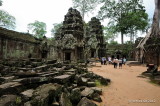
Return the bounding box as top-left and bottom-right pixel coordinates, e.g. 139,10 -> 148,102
0,27 -> 56,60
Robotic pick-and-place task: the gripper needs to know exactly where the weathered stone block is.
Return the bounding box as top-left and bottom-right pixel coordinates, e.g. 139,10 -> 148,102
31,83 -> 62,106
70,88 -> 81,105
21,89 -> 34,102
81,87 -> 94,98
0,82 -> 24,96
20,77 -> 48,84
53,75 -> 72,84
77,97 -> 97,106
0,95 -> 22,106
59,92 -> 72,106
91,87 -> 102,95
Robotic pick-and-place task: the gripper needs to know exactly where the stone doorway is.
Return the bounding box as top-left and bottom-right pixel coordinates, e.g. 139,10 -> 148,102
65,52 -> 71,61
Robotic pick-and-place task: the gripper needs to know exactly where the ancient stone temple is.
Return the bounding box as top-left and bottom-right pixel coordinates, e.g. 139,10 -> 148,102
86,17 -> 106,58
55,8 -> 84,62
0,27 -> 56,60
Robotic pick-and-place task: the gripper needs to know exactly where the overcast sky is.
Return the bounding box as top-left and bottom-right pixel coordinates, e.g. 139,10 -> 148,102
0,0 -> 155,42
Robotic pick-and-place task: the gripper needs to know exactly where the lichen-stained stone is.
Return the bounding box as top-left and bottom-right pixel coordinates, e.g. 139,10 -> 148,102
77,97 -> 97,106
59,92 -> 72,106
0,95 -> 22,106
21,89 -> 34,102
81,87 -> 94,98
53,74 -> 72,84
0,82 -> 24,96
20,77 -> 49,84
31,83 -> 62,106
91,87 -> 102,95
70,88 -> 81,105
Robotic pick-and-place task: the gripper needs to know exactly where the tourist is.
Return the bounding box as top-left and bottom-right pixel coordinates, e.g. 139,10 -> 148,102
108,57 -> 112,64
123,58 -> 126,65
119,58 -> 122,69
113,58 -> 118,68
104,57 -> 107,65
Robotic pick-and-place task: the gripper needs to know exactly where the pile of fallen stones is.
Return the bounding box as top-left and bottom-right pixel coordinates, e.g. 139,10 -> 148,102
0,58 -> 110,106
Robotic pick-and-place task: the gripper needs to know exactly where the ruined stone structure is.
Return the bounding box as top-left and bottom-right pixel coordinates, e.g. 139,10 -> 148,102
87,17 -> 106,58
0,27 -> 56,60
55,8 -> 84,62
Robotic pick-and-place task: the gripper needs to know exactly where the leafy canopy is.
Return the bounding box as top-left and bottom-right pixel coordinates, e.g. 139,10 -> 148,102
28,20 -> 47,39
51,22 -> 63,38
98,0 -> 149,43
0,10 -> 16,29
72,0 -> 101,20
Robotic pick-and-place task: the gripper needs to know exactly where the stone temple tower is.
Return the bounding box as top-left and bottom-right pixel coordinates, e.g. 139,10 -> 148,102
87,17 -> 106,58
56,8 -> 84,62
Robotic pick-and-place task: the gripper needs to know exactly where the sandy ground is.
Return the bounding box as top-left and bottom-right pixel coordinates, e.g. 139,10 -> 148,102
88,63 -> 160,106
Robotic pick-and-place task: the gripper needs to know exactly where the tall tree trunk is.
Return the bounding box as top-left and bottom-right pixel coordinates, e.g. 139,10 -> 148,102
151,0 -> 160,37
121,32 -> 124,44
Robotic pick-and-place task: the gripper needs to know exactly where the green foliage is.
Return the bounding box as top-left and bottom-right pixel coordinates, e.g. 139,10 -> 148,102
51,22 -> 63,38
28,20 -> 47,39
98,0 -> 149,44
109,40 -> 118,45
95,80 -> 102,86
0,10 -> 16,29
103,24 -> 118,42
0,0 -> 2,6
72,0 -> 101,19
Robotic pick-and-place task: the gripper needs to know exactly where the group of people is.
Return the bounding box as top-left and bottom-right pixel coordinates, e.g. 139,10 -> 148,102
101,57 -> 126,69
112,57 -> 126,69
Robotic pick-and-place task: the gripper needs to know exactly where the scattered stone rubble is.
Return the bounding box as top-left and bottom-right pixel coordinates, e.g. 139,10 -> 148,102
0,58 -> 110,106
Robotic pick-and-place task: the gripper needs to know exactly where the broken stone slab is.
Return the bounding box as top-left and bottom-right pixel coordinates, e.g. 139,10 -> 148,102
21,89 -> 34,102
52,102 -> 60,106
91,87 -> 102,95
24,101 -> 32,106
87,82 -> 96,87
0,82 -> 25,96
77,97 -> 97,106
0,76 -> 15,84
65,68 -> 77,73
70,88 -> 81,105
31,83 -> 62,106
53,74 -> 72,84
40,72 -> 59,77
46,60 -> 57,64
31,62 -> 42,67
81,87 -> 94,98
18,67 -> 31,71
35,65 -> 48,71
59,92 -> 72,106
76,76 -> 88,86
0,95 -> 22,106
92,92 -> 102,102
15,71 -> 38,78
20,77 -> 49,84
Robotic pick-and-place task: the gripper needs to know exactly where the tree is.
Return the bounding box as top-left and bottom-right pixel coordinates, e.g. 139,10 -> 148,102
98,0 -> 149,44
51,22 -> 63,38
72,0 -> 100,20
0,10 -> 16,29
103,23 -> 118,42
150,0 -> 160,37
0,0 -> 2,6
28,20 -> 47,39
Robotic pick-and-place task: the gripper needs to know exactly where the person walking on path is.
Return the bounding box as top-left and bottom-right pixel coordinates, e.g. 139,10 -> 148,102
123,58 -> 126,65
119,58 -> 123,69
113,58 -> 118,68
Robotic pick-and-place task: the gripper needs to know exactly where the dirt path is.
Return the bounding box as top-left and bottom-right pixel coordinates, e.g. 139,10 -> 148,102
89,63 -> 160,106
